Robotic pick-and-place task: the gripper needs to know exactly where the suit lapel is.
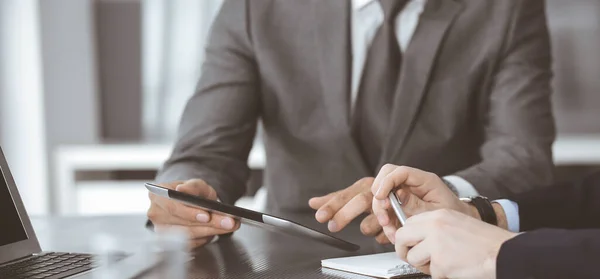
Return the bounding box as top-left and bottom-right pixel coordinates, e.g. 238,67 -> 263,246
381,0 -> 463,165
313,0 -> 352,129
313,0 -> 371,175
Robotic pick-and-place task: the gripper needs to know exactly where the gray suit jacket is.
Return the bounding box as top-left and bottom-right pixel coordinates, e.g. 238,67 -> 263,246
157,0 -> 555,217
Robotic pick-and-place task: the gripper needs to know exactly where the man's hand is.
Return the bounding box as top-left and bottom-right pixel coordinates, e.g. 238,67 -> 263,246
371,165 -> 475,243
147,179 -> 241,249
395,209 -> 517,279
308,178 -> 389,244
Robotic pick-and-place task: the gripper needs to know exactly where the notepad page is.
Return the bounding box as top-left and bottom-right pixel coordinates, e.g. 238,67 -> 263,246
322,252 -> 421,278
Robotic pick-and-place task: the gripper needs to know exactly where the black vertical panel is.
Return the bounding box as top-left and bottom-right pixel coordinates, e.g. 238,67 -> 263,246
95,0 -> 142,140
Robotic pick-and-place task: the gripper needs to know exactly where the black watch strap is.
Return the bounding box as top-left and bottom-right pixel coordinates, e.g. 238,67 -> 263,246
467,196 -> 497,226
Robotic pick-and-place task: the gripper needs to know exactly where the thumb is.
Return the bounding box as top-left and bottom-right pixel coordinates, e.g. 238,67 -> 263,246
176,179 -> 218,200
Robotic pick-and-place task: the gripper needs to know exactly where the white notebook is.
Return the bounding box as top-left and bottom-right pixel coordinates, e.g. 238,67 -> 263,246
321,252 -> 424,278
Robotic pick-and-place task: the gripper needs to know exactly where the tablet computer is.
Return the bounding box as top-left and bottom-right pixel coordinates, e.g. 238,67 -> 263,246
145,183 -> 360,251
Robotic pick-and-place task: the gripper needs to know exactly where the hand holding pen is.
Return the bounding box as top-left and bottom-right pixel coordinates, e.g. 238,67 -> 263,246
370,164 -> 476,244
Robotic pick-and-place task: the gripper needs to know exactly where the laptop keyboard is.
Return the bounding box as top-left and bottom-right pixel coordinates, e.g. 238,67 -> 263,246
0,252 -> 97,279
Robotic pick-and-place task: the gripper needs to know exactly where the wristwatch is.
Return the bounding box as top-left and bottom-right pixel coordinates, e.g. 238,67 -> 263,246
460,196 -> 497,226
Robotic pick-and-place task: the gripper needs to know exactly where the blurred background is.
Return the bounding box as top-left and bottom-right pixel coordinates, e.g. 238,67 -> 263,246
0,0 -> 598,217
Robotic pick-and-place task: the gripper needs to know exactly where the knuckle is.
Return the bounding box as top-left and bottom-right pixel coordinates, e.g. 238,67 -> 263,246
334,192 -> 348,203
382,164 -> 396,171
359,177 -> 375,185
356,192 -> 372,208
396,165 -> 409,173
395,227 -> 404,239
406,251 -> 417,263
189,227 -> 207,238
206,187 -> 217,199
360,223 -> 369,234
187,178 -> 207,187
146,207 -> 159,222
360,218 -> 375,234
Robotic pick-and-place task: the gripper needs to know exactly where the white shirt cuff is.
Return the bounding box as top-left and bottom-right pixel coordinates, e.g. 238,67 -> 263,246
442,175 -> 479,198
493,199 -> 520,233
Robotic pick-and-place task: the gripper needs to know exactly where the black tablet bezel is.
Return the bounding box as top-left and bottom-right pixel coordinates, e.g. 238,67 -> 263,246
145,183 -> 359,251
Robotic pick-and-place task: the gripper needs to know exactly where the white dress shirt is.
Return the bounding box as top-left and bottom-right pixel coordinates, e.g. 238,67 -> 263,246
350,0 -> 479,197
495,199 -> 521,233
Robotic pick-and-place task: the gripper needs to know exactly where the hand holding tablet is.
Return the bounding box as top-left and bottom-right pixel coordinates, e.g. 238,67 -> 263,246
146,180 -> 241,249
145,183 -> 360,251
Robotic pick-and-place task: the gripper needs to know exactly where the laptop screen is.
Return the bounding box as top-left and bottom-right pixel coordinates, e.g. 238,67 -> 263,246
0,168 -> 28,247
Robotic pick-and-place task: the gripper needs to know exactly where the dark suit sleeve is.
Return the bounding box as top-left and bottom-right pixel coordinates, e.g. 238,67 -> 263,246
513,171 -> 600,231
156,0 -> 259,204
456,0 -> 556,198
496,173 -> 600,278
497,229 -> 600,279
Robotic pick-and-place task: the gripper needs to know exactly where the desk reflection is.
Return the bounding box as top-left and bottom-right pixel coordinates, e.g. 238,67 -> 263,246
187,217 -> 411,279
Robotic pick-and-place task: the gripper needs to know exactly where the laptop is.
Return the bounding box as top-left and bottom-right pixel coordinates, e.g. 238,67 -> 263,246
0,148 -> 137,279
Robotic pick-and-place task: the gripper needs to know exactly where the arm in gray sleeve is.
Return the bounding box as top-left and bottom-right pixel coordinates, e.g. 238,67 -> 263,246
156,0 -> 259,205
456,0 -> 556,198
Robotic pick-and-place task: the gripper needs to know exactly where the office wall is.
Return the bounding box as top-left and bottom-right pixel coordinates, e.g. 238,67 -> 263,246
142,0 -> 223,140
96,0 -> 143,141
0,3 -> 4,120
108,0 -> 600,138
40,0 -> 144,143
38,0 -> 100,146
547,0 -> 600,134
1,0 -> 597,216
38,0 -> 101,213
0,0 -> 48,215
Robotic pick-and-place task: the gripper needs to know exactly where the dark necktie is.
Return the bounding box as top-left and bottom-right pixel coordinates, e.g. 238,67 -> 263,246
352,0 -> 408,173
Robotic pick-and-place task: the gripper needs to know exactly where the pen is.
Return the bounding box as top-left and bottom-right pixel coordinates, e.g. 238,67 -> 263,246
388,190 -> 408,226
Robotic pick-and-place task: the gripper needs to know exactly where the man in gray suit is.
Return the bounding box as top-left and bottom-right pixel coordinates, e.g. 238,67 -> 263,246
147,0 -> 555,249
